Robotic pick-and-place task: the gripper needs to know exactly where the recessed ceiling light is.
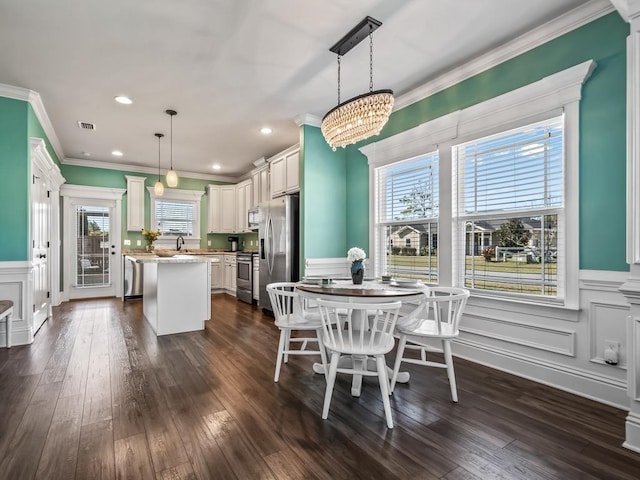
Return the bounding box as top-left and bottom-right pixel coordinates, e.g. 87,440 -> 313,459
82,151 -> 91,157
112,150 -> 124,157
114,95 -> 132,105
260,127 -> 272,135
212,164 -> 221,170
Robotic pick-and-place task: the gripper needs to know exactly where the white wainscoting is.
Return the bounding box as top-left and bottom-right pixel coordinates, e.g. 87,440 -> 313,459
0,261 -> 34,346
305,259 -> 631,409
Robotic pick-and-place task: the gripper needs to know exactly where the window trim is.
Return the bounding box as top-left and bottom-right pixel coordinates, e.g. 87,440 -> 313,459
147,187 -> 204,241
361,60 -> 595,309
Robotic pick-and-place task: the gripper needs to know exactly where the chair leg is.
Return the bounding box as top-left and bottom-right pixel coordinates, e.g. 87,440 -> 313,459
274,329 -> 287,383
316,328 -> 329,377
283,329 -> 291,363
322,352 -> 340,420
390,334 -> 408,393
443,340 -> 458,402
376,355 -> 394,428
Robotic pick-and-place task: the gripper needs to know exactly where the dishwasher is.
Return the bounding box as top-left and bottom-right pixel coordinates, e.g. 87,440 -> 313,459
123,255 -> 143,299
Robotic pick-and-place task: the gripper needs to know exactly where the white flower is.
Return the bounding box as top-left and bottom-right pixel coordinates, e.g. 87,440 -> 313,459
347,247 -> 366,263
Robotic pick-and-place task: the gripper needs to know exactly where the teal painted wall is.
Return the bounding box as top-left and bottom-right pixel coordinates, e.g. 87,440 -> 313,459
60,164 -> 234,249
0,98 -> 29,261
342,12 -> 629,272
27,105 -> 61,166
300,124 -> 348,263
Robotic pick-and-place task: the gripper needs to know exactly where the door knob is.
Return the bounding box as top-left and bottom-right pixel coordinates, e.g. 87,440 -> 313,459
38,253 -> 47,259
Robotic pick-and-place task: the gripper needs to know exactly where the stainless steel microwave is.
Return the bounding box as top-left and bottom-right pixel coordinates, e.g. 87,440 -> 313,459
248,207 -> 260,231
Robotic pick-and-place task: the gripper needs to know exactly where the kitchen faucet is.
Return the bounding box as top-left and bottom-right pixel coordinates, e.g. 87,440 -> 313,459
176,235 -> 185,251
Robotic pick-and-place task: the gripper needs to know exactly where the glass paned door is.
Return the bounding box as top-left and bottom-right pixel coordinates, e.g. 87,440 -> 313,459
75,205 -> 111,287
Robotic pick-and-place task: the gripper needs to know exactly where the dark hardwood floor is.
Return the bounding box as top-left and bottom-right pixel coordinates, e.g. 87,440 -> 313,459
0,294 -> 639,479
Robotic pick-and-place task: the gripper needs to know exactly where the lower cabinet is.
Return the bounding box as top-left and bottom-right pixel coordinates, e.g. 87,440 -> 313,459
223,254 -> 237,293
210,256 -> 222,290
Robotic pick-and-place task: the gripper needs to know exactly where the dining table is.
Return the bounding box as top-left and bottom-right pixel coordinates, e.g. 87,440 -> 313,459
296,279 -> 428,397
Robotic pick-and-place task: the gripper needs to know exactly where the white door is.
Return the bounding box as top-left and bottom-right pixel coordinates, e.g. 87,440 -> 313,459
65,197 -> 121,299
31,166 -> 51,333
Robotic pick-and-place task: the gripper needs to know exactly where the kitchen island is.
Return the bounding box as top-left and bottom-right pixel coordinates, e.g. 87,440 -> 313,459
127,254 -> 211,336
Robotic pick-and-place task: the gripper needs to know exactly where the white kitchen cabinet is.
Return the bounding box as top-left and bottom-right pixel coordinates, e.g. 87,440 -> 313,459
236,180 -> 252,233
285,150 -> 299,193
223,254 -> 237,293
210,255 -> 222,289
251,166 -> 269,207
220,186 -> 236,233
270,156 -> 285,197
125,175 -> 146,231
270,146 -> 300,198
252,255 -> 259,301
207,185 -> 222,233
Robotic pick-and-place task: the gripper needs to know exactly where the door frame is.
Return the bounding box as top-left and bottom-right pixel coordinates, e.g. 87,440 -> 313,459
60,184 -> 125,301
30,138 -> 65,311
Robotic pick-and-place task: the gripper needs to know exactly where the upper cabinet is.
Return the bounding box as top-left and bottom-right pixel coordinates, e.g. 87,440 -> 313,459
270,146 -> 300,198
126,175 -> 146,231
220,186 -> 237,233
251,166 -> 269,208
236,180 -> 252,233
207,185 -> 222,233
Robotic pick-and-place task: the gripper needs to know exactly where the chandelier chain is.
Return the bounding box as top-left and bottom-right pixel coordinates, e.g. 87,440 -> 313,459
337,55 -> 341,104
369,27 -> 374,92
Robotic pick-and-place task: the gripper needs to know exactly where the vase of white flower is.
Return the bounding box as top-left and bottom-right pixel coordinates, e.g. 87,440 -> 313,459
347,247 -> 366,285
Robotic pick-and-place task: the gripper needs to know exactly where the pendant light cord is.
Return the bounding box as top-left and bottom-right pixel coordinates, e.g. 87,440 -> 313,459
170,115 -> 173,170
157,135 -> 161,181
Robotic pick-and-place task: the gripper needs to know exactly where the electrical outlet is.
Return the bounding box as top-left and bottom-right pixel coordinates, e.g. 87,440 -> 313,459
136,240 -> 141,246
123,239 -> 131,246
207,240 -> 211,246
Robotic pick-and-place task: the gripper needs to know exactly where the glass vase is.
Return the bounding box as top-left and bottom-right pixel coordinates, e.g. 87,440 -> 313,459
351,260 -> 364,285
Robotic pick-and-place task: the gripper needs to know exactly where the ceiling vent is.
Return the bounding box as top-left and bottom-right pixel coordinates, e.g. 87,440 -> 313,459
77,121 -> 96,131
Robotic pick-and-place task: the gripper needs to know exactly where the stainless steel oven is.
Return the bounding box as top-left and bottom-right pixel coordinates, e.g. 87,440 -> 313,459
236,252 -> 253,304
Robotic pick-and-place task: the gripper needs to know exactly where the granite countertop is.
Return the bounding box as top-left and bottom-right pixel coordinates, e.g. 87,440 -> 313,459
125,254 -> 213,264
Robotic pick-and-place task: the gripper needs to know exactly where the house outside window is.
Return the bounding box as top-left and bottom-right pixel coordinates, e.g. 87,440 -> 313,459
454,116 -> 563,299
374,152 -> 439,283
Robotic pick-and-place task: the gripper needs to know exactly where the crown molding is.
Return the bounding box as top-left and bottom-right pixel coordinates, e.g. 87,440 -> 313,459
393,0 -> 613,111
610,0 -> 640,21
62,157 -> 239,183
61,184 -> 126,200
0,83 -> 66,163
294,113 -> 322,127
146,186 -> 204,201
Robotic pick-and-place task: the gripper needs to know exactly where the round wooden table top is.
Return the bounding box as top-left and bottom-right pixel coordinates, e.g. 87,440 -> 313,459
296,282 -> 425,298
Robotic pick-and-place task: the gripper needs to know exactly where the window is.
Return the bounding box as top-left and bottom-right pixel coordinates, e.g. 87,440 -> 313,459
362,61 -> 591,308
155,199 -> 195,236
147,187 -> 203,240
454,117 -> 563,300
374,152 -> 439,283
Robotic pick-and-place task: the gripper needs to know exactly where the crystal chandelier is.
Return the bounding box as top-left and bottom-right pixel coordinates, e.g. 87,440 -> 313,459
321,17 -> 394,151
165,109 -> 178,188
154,133 -> 164,196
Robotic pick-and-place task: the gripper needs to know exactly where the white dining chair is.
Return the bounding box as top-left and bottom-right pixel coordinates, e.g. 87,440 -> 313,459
316,298 -> 402,429
266,283 -> 328,382
390,287 -> 470,402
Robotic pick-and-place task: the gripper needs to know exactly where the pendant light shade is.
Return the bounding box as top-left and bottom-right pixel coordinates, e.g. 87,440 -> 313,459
321,17 -> 394,151
154,133 -> 165,196
165,109 -> 179,187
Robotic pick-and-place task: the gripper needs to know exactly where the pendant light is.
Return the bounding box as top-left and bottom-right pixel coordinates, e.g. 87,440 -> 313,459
321,17 -> 394,151
154,133 -> 165,196
165,109 -> 179,187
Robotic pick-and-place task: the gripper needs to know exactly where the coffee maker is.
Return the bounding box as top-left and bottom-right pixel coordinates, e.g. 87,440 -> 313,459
228,236 -> 239,252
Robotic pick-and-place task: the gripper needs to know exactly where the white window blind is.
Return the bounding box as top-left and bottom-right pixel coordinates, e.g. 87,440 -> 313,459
155,199 -> 195,236
457,116 -> 563,216
454,116 -> 564,299
374,152 -> 439,282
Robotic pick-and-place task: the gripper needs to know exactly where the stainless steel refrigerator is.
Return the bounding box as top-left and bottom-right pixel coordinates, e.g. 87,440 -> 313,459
258,194 -> 299,312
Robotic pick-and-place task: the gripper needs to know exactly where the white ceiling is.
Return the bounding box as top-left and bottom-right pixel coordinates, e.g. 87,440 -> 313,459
0,0 -> 602,180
